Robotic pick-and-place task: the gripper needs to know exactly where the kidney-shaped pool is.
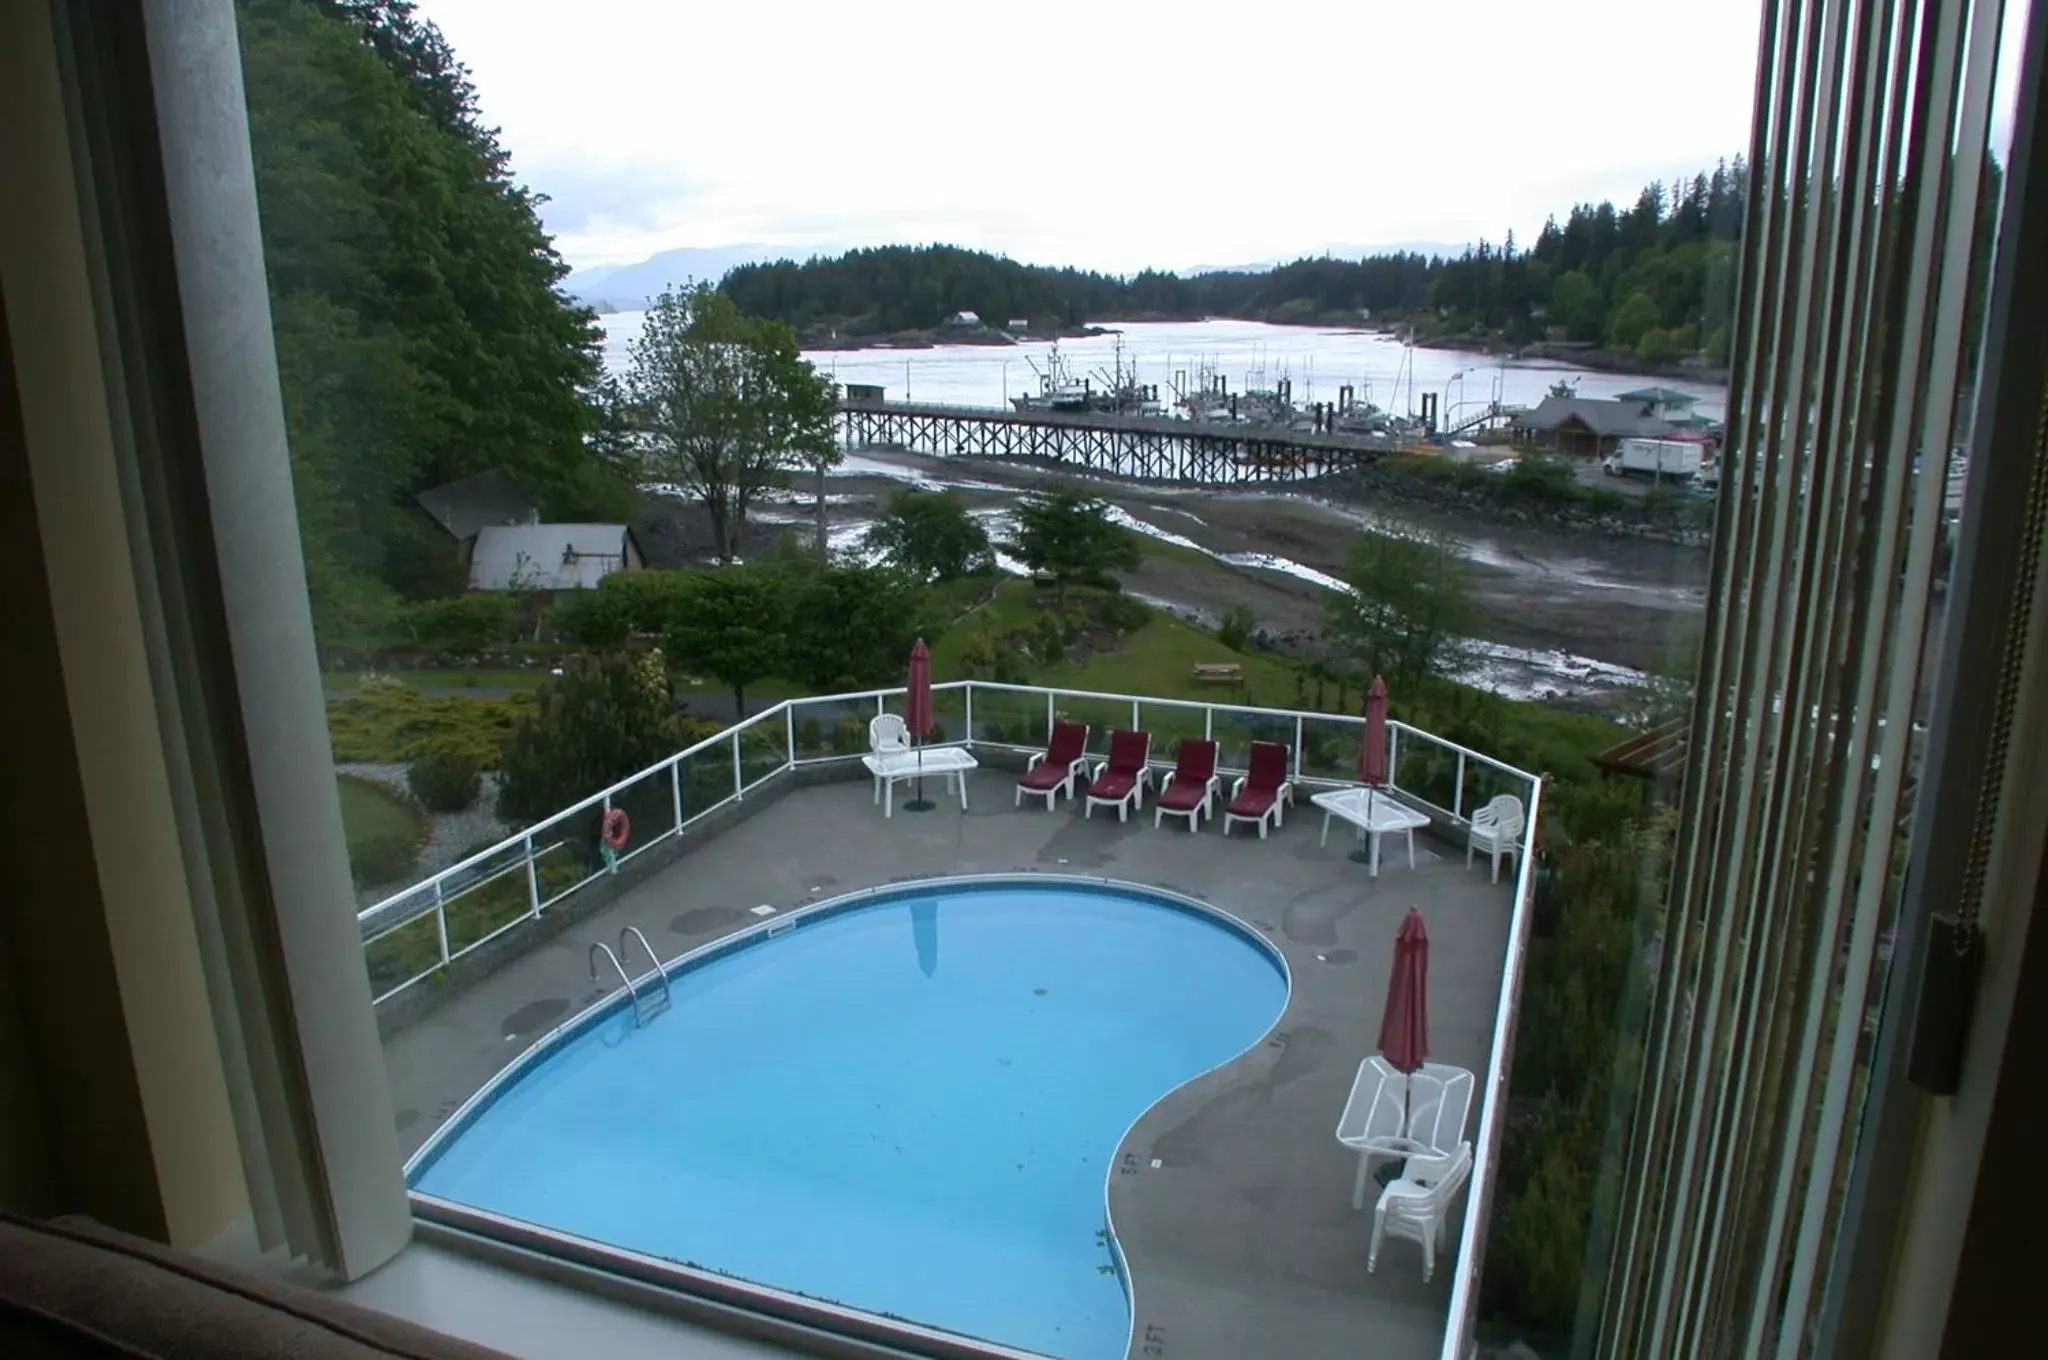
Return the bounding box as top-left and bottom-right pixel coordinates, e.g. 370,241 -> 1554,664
410,879 -> 1288,1359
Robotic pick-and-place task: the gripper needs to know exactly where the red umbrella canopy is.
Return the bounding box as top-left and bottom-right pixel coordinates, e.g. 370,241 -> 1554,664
1376,907 -> 1430,1074
1360,675 -> 1389,786
904,638 -> 933,740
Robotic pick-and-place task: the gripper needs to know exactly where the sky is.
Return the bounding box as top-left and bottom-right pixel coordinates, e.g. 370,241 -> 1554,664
418,0 -> 1769,275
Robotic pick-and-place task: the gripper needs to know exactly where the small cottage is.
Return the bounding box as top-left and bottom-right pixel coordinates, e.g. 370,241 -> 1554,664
468,524 -> 644,593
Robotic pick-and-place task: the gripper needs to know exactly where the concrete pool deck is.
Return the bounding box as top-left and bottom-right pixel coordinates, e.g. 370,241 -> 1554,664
377,767 -> 1516,1360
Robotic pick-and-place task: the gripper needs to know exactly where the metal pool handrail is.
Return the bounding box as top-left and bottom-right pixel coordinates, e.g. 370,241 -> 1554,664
587,942 -> 642,1022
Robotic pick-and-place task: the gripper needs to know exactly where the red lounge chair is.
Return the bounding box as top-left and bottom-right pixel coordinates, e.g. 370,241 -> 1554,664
1223,740 -> 1295,838
1015,721 -> 1091,810
1154,739 -> 1221,831
1084,729 -> 1153,821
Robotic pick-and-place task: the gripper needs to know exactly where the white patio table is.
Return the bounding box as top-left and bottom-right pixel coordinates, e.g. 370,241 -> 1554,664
861,746 -> 977,817
1311,786 -> 1430,876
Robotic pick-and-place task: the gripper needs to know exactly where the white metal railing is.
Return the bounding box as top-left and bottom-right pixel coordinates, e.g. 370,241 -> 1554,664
357,678 -> 1541,1003
1438,773 -> 1544,1360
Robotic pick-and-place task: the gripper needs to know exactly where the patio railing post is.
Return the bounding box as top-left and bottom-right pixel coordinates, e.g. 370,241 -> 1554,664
1453,751 -> 1467,822
731,730 -> 743,800
523,832 -> 540,919
1045,690 -> 1054,743
671,757 -> 682,832
433,878 -> 450,967
1205,705 -> 1214,741
1294,715 -> 1304,778
965,683 -> 975,745
785,703 -> 795,767
1130,697 -> 1140,731
1388,725 -> 1401,791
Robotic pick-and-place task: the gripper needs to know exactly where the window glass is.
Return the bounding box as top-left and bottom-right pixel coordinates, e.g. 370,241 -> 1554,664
224,0 -> 2017,1355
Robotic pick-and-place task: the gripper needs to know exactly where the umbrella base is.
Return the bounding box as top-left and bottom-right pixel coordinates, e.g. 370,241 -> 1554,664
902,798 -> 937,812
1348,847 -> 1376,865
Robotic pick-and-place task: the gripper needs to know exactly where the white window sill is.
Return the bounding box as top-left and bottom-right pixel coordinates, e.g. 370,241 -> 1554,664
335,1238 -> 803,1360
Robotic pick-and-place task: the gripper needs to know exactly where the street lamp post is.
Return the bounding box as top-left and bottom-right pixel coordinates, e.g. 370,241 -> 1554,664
1002,359 -> 1009,407
1441,370 -> 1467,436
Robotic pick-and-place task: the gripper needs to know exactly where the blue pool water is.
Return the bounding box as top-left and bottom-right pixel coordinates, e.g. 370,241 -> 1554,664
412,882 -> 1287,1359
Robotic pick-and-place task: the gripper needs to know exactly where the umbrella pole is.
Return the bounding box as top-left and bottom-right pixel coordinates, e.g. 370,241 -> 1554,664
904,734 -> 935,812
1348,785 -> 1377,864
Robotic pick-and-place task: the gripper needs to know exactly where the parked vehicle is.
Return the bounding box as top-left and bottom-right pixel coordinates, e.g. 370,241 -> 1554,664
1604,437 -> 1705,480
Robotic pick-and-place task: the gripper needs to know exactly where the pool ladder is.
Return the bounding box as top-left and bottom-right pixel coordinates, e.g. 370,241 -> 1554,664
589,926 -> 671,1028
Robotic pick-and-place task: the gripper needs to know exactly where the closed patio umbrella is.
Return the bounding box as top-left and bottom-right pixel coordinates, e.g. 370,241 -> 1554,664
1354,675 -> 1389,863
1377,907 -> 1430,1126
903,638 -> 935,812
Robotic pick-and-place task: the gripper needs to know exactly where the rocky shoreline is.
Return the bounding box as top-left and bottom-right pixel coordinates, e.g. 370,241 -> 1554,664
1325,460 -> 1715,548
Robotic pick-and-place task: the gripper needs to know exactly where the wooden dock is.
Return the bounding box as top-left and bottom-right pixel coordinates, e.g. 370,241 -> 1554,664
836,398 -> 1396,486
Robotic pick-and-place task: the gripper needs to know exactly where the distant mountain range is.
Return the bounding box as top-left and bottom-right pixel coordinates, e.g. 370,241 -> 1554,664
565,244 -> 800,307
567,240 -> 1475,307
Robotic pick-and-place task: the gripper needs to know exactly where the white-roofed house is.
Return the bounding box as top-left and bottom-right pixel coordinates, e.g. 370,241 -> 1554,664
467,523 -> 645,593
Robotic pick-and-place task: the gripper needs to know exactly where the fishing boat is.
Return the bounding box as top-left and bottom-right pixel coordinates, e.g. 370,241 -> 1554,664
1086,336 -> 1166,417
1011,342 -> 1093,413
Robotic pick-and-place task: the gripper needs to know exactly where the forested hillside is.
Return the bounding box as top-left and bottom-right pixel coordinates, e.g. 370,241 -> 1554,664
722,165 -> 1752,365
238,0 -> 628,643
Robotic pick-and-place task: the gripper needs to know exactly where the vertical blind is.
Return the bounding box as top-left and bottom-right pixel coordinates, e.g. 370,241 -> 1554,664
1597,0 -> 2012,1354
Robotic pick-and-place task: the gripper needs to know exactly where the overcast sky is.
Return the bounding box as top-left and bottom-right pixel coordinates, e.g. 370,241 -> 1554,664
419,0 -> 1768,274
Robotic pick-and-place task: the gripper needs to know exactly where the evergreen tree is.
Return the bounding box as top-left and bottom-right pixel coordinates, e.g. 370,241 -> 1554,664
237,0 -> 627,644
1001,489 -> 1143,608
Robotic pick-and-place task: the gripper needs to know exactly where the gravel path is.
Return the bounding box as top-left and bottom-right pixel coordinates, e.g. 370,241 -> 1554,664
340,762 -> 511,906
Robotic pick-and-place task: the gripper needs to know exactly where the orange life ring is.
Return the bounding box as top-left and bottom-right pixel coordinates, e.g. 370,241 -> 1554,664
601,808 -> 630,850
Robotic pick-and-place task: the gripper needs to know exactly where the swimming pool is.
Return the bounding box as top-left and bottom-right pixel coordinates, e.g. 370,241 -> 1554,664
410,877 -> 1288,1359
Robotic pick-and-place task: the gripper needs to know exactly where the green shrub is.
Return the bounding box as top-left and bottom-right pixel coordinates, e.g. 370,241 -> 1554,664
1218,604 -> 1257,652
398,593 -> 519,652
1091,592 -> 1152,635
337,775 -> 426,888
1502,453 -> 1579,503
325,675 -> 529,766
407,745 -> 482,812
496,651 -> 691,824
1036,614 -> 1067,662
830,716 -> 867,754
550,588 -> 632,648
599,569 -> 700,633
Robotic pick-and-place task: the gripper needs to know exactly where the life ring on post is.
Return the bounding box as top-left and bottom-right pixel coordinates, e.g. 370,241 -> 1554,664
601,808 -> 630,851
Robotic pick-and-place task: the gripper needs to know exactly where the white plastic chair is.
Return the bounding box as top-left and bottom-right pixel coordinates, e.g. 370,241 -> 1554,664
1466,793 -> 1526,883
1368,1141 -> 1473,1282
868,714 -> 911,805
869,713 -> 910,755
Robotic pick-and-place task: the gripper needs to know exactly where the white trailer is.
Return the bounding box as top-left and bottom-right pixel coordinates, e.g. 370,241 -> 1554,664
1604,437 -> 1704,480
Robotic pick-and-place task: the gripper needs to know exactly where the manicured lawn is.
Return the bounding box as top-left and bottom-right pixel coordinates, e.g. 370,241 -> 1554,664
1048,612 -> 1293,705
930,579 -> 1288,705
